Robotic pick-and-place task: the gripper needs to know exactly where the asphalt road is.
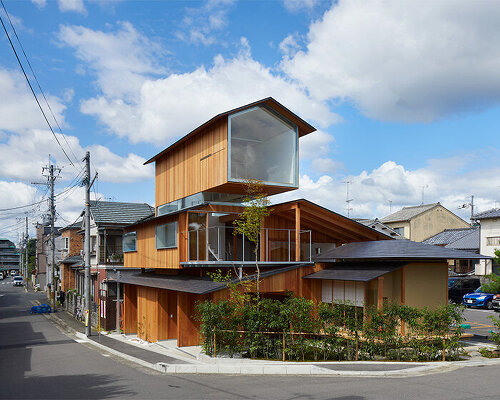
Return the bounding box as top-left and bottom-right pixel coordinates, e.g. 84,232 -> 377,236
463,307 -> 499,338
1,282 -> 499,400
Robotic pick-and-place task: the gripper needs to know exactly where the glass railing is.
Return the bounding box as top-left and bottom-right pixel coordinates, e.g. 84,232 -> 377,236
187,226 -> 312,263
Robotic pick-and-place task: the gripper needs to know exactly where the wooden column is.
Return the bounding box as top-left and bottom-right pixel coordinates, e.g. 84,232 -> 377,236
295,205 -> 301,262
400,267 -> 406,335
377,277 -> 384,310
260,218 -> 266,262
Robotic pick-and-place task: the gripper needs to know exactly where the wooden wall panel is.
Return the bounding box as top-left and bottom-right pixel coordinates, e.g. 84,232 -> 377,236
124,214 -> 181,269
177,292 -> 205,347
123,284 -> 137,334
137,286 -> 159,342
155,119 -> 228,207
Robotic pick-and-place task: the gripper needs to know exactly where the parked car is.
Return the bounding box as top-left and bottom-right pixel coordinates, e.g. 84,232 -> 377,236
492,294 -> 500,312
462,287 -> 496,309
448,277 -> 481,304
12,276 -> 23,287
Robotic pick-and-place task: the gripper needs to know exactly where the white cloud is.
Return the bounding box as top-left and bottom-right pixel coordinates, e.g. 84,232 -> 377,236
272,154 -> 500,221
279,34 -> 302,58
31,0 -> 47,9
0,69 -> 66,133
299,129 -> 335,160
75,34 -> 339,145
283,0 -> 500,122
58,0 -> 86,14
283,0 -> 320,13
177,0 -> 234,45
58,22 -> 165,99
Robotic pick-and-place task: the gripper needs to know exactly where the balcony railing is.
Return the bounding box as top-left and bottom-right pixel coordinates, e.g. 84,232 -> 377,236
187,226 -> 312,263
99,244 -> 123,265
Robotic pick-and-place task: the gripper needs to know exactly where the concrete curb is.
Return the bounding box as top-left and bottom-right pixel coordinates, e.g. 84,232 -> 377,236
40,302 -> 500,377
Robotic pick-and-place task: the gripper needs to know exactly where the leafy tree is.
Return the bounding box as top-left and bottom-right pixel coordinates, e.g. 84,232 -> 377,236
233,179 -> 270,298
481,273 -> 500,294
493,248 -> 500,264
27,238 -> 36,275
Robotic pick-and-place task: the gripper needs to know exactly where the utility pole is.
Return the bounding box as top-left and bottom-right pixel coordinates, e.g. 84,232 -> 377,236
342,181 -> 353,218
116,270 -> 121,334
84,151 -> 92,337
24,216 -> 28,289
36,159 -> 61,309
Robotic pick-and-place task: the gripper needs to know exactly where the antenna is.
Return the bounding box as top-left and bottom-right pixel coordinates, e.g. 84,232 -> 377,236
388,200 -> 393,214
420,185 -> 428,205
342,180 -> 353,217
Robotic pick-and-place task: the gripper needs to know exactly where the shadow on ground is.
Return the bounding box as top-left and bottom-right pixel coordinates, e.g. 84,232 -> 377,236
0,374 -> 135,399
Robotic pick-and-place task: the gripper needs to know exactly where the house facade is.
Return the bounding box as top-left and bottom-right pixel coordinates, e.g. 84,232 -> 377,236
473,209 -> 500,276
35,223 -> 62,291
381,203 -> 470,242
119,98 -> 485,347
0,239 -> 20,275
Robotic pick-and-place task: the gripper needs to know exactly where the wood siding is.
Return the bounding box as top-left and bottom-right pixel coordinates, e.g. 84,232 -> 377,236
124,213 -> 186,269
155,119 -> 228,207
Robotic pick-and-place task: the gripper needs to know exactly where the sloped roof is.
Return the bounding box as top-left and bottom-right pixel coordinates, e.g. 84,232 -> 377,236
474,208 -> 500,220
381,203 -> 439,223
445,228 -> 479,251
59,220 -> 83,232
60,254 -> 83,265
90,201 -> 154,226
314,239 -> 490,262
303,262 -> 406,282
355,218 -> 402,238
423,228 -> 475,246
145,97 -> 316,165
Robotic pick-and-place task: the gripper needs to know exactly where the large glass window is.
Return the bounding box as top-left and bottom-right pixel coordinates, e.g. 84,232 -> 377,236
122,232 -> 137,252
229,106 -> 298,186
156,222 -> 178,249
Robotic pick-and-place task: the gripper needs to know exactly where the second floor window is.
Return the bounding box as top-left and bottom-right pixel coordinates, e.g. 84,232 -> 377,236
156,222 -> 178,249
486,236 -> 500,246
123,232 -> 137,252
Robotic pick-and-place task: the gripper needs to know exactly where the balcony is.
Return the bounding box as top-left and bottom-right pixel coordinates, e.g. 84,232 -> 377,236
184,226 -> 312,265
99,244 -> 124,265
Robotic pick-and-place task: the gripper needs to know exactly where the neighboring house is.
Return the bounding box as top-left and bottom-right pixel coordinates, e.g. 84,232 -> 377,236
0,239 -> 20,275
381,203 -> 470,242
473,208 -> 500,276
423,227 -> 479,274
118,98 -> 487,347
35,223 -> 61,291
83,201 -> 154,330
59,221 -> 84,293
355,218 -> 403,239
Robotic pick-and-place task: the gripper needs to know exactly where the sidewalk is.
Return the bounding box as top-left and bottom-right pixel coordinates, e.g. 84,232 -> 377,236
34,298 -> 500,377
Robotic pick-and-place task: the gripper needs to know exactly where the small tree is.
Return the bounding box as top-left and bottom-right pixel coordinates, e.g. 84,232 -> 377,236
233,179 -> 270,298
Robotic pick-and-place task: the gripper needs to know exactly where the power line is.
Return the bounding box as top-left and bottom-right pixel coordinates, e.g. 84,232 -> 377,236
0,7 -> 77,169
1,0 -> 80,166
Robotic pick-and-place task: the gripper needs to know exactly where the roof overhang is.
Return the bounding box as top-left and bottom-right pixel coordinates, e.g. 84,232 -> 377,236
303,262 -> 407,282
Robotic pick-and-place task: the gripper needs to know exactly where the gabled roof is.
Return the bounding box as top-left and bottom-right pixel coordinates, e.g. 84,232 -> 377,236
60,254 -> 83,265
445,228 -> 479,251
59,220 -> 83,233
90,201 -> 154,227
381,203 -> 439,223
144,97 -> 317,165
355,218 -> 403,238
473,208 -> 500,220
422,227 -> 476,246
314,239 -> 490,262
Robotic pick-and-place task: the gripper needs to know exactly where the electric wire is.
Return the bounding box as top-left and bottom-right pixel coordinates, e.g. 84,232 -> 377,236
0,0 -> 80,167
0,9 -> 77,169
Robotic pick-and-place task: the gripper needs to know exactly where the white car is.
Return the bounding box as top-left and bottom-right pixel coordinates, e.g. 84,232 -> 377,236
12,276 -> 23,286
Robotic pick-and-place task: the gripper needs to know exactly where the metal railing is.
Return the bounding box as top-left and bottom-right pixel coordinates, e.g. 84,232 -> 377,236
99,244 -> 124,264
187,226 -> 312,263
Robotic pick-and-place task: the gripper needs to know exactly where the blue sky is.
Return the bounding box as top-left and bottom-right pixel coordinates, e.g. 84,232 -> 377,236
1,0 -> 500,242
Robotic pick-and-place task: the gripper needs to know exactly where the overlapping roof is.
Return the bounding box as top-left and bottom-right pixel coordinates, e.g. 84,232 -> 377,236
90,201 -> 154,226
474,208 -> 500,220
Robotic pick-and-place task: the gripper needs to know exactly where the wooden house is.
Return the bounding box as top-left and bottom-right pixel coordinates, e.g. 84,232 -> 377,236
120,98 -> 486,346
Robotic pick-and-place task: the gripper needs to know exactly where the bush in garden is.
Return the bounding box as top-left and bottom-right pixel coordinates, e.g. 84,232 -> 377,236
195,292 -> 465,361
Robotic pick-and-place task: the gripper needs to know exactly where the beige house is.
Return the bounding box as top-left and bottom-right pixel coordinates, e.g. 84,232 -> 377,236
381,203 -> 470,242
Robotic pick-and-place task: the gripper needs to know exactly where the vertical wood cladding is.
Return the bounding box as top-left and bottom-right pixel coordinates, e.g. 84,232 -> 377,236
123,284 -> 137,334
155,119 -> 228,207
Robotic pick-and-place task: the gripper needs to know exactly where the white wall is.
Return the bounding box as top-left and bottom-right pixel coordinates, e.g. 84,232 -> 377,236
476,217 -> 500,275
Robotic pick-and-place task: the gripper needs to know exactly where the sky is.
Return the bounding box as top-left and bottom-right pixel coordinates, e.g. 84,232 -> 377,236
1,0 -> 500,243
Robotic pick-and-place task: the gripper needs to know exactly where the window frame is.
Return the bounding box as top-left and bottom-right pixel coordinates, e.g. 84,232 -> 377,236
486,236 -> 500,246
155,222 -> 178,250
227,105 -> 299,188
122,231 -> 137,253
